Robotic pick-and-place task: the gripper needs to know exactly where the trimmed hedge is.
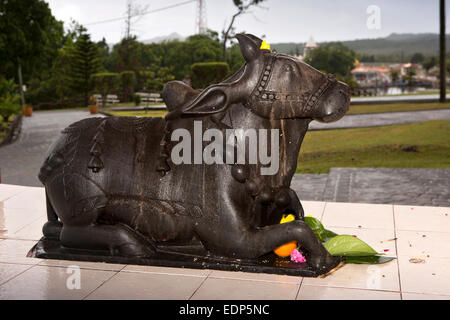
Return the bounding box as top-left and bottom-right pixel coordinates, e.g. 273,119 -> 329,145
191,62 -> 230,89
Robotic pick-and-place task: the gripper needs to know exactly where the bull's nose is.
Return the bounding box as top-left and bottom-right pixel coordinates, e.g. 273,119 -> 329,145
314,81 -> 350,123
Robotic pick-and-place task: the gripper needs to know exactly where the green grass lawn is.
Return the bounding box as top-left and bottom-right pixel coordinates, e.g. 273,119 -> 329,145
297,120 -> 450,173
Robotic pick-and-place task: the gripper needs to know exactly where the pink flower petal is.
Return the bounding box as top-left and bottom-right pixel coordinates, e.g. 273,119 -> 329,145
290,249 -> 307,263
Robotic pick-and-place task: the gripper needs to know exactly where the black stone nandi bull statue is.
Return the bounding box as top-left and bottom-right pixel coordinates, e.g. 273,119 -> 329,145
33,34 -> 350,276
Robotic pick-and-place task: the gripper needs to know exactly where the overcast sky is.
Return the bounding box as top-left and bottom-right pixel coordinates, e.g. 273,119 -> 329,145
45,0 -> 447,44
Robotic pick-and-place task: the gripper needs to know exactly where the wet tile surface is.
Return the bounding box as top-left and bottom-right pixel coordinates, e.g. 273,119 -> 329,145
0,239 -> 41,265
397,256 -> 450,296
0,184 -> 449,300
0,265 -> 115,299
190,277 -> 299,300
86,271 -> 206,300
0,263 -> 32,286
322,202 -> 394,230
302,259 -> 400,292
394,205 -> 450,232
297,285 -> 400,300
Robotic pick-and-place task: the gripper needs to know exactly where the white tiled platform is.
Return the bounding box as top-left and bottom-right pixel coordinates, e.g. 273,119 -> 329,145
1,183 -> 449,300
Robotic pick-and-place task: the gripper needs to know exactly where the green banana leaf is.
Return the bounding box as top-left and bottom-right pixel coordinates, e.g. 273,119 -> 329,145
324,235 -> 378,256
302,216 -> 394,264
304,216 -> 338,242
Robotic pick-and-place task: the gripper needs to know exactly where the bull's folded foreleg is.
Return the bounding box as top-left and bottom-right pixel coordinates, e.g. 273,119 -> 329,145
239,220 -> 339,272
60,223 -> 156,258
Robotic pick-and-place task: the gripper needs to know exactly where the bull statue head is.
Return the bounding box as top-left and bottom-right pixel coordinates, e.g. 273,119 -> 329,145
163,33 -> 350,123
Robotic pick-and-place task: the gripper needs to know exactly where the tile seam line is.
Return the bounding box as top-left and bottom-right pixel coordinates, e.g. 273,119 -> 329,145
12,214 -> 46,234
0,236 -> 43,241
392,204 -> 403,300
299,283 -> 402,294
206,275 -> 301,285
0,263 -> 36,287
120,269 -> 209,278
188,273 -> 210,300
395,228 -> 450,233
81,265 -> 127,300
299,283 -> 399,292
319,201 -> 327,221
0,189 -> 28,202
295,277 -> 305,300
401,291 -> 450,297
36,262 -> 127,272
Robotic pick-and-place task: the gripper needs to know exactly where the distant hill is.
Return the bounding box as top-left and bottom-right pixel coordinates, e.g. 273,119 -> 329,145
141,32 -> 185,44
271,33 -> 450,58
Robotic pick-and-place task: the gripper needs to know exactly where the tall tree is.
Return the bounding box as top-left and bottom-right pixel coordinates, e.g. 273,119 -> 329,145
0,0 -> 64,105
69,27 -> 101,107
305,43 -> 356,79
221,0 -> 266,61
109,36 -> 143,73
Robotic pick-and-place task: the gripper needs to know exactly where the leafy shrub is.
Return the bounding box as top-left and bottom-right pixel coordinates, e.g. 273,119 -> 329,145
0,77 -> 21,123
0,95 -> 21,122
191,62 -> 230,89
145,66 -> 175,92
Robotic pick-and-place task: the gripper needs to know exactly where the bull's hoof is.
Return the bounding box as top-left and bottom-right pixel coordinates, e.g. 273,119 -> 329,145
111,243 -> 155,258
42,220 -> 63,240
308,253 -> 341,275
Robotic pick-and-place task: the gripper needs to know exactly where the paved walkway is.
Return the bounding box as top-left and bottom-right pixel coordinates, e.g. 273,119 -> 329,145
292,168 -> 450,207
309,108 -> 450,130
0,110 -> 103,187
351,93 -> 450,104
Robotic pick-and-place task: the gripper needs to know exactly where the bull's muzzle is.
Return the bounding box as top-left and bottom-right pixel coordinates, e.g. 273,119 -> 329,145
314,81 -> 350,123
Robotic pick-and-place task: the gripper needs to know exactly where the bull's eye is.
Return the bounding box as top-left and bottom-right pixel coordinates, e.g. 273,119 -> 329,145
284,65 -> 295,73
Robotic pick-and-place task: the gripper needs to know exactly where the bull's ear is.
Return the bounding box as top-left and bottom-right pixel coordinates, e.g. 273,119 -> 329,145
236,33 -> 261,63
181,86 -> 229,115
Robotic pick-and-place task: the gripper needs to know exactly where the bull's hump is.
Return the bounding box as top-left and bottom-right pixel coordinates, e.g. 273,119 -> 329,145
162,80 -> 200,111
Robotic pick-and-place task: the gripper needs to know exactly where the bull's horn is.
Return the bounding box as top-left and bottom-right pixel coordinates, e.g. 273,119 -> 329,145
236,33 -> 261,63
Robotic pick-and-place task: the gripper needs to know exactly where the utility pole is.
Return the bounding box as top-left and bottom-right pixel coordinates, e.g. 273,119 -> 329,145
125,1 -> 132,40
196,0 -> 207,34
17,58 -> 25,106
440,0 -> 446,102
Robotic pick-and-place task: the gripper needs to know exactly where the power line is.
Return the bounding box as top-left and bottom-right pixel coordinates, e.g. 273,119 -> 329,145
84,0 -> 197,26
